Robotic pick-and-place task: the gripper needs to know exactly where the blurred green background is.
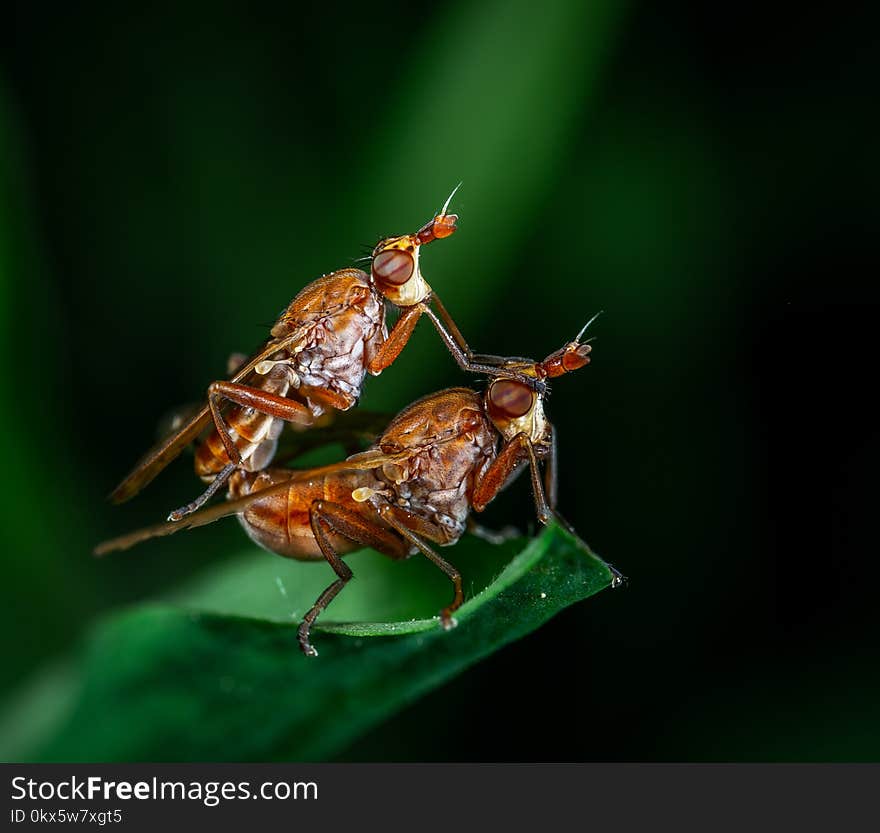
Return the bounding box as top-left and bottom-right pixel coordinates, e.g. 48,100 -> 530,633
1,1 -> 877,760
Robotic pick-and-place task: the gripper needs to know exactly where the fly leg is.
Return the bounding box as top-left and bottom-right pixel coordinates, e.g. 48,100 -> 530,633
167,461 -> 238,521
300,501 -> 409,657
295,383 -> 356,413
538,428 -> 626,588
466,518 -> 521,545
472,432 -> 552,525
207,381 -> 316,463
422,302 -> 543,388
545,424 -> 558,511
168,382 -> 318,521
367,304 -> 425,373
155,400 -> 235,517
538,432 -> 579,533
374,503 -> 463,629
425,298 -> 515,367
367,294 -> 540,388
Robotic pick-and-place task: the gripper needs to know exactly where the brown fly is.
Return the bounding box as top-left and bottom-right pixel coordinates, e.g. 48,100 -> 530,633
108,189 -> 534,522
96,321 -> 609,657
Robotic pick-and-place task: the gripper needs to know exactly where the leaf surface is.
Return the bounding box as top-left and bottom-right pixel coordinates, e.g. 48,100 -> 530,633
4,523 -> 615,761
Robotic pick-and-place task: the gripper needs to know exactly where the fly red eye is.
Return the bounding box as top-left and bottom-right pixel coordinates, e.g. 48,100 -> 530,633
372,249 -> 414,286
487,380 -> 534,419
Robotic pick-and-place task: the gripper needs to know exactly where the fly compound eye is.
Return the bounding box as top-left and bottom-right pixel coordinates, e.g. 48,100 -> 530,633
487,380 -> 534,419
372,249 -> 415,286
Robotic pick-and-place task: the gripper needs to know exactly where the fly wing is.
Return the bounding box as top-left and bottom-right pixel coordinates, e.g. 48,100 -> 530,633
107,405 -> 214,504
108,329 -> 308,504
95,447 -> 418,555
271,409 -> 392,466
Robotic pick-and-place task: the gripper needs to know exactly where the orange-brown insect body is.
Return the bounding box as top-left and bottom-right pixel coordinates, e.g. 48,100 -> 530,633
229,467 -> 384,561
107,198 -> 515,520
195,268 -> 386,481
96,323 -> 602,656
371,388 -> 496,538
230,387 -> 497,561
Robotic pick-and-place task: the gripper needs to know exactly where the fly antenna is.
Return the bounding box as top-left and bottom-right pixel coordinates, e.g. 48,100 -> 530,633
574,310 -> 604,343
439,182 -> 462,217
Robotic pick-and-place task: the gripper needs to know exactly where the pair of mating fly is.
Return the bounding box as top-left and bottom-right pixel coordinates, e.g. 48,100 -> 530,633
97,191 -> 597,656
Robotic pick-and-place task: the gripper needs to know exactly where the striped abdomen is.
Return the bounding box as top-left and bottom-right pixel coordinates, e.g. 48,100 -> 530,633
194,363 -> 296,481
228,466 -> 385,561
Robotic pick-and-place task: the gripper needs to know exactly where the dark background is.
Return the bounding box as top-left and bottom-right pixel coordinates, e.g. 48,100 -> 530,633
1,1 -> 877,760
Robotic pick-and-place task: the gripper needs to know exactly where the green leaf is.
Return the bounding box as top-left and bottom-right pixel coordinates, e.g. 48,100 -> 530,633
2,522 -> 615,762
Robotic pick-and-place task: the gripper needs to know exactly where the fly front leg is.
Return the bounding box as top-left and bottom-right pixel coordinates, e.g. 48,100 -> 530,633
375,502 -> 463,629
472,432 -> 552,525
428,296 -> 514,367
539,428 -> 576,535
422,302 -> 543,388
300,500 -> 409,657
536,429 -> 625,587
367,304 -> 425,374
545,423 -> 558,511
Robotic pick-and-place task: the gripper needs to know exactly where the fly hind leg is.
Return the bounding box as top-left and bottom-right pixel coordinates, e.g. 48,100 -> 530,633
300,501 -> 409,657
207,380 -> 316,466
167,381 -> 318,522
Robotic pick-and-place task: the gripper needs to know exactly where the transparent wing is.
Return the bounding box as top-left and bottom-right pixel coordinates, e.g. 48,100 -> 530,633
271,409 -> 392,466
94,446 -> 416,556
108,330 -> 306,504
